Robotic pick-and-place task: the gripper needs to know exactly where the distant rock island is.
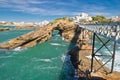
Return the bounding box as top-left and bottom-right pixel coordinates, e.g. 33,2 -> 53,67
0,28 -> 10,31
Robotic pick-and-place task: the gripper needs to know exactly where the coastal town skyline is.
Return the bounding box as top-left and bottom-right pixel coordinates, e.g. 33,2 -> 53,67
0,0 -> 120,22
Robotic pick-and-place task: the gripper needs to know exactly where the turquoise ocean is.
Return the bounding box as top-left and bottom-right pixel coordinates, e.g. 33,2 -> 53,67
0,26 -> 120,80
0,27 -> 75,80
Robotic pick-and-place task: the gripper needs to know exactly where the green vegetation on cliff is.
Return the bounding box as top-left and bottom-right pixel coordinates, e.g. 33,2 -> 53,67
51,17 -> 72,24
92,15 -> 112,23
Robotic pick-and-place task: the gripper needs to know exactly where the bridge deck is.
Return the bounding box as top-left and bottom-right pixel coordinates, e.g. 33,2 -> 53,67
78,23 -> 120,44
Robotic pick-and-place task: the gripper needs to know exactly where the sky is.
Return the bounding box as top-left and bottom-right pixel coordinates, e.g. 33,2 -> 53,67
0,0 -> 120,22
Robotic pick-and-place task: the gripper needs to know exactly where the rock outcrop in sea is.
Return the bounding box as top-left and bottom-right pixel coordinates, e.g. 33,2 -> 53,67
0,18 -> 90,49
0,28 -> 10,31
0,18 -> 120,79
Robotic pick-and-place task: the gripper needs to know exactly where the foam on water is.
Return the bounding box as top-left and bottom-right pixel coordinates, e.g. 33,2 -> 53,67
62,37 -> 65,40
14,47 -> 21,51
0,30 -> 76,80
118,46 -> 120,49
0,55 -> 13,59
61,54 -> 66,62
40,66 -> 58,70
113,51 -> 120,71
32,58 -> 52,62
97,46 -> 120,72
86,55 -> 101,60
56,34 -> 60,36
50,43 -> 61,46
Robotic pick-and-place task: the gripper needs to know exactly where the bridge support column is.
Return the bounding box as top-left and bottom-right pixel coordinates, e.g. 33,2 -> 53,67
91,33 -> 117,74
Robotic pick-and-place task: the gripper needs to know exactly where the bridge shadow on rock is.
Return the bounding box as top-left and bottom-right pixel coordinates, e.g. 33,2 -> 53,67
59,25 -> 83,80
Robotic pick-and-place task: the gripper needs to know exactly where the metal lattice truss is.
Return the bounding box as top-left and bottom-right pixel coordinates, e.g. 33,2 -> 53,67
78,23 -> 120,43
91,33 -> 116,74
78,23 -> 119,74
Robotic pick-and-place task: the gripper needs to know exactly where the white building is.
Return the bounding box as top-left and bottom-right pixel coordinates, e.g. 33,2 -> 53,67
112,15 -> 120,22
0,21 -> 6,23
13,20 -> 49,27
72,13 -> 92,22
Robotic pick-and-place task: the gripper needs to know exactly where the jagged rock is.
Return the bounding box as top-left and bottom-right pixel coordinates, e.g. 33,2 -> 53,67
0,18 -> 90,49
0,26 -> 53,49
67,46 -> 120,80
15,26 -> 34,29
0,28 -> 10,31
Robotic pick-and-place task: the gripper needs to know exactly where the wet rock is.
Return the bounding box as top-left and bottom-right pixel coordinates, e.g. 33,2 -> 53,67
0,28 -> 10,31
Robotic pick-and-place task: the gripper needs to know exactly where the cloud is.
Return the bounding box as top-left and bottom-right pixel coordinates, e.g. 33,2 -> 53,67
82,5 -> 106,11
0,0 -> 113,16
0,0 -> 80,15
88,12 -> 111,17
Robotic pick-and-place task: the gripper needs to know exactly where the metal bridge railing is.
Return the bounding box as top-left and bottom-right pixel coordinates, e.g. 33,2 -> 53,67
77,23 -> 120,74
78,23 -> 120,43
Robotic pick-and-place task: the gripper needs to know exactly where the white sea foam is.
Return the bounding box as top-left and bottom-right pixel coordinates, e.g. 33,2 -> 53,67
62,37 -> 65,40
40,66 -> 58,70
56,35 -> 60,36
89,47 -> 120,72
61,54 -> 66,62
40,59 -> 51,62
61,54 -> 71,62
0,55 -> 12,59
86,55 -> 101,60
113,51 -> 120,71
118,46 -> 120,49
50,43 -> 61,46
14,47 -> 21,51
33,58 -> 51,62
86,55 -> 92,59
33,65 -> 58,70
51,57 -> 59,60
102,50 -> 120,72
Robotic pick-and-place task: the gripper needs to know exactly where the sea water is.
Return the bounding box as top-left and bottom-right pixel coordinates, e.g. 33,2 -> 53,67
0,26 -> 15,29
0,28 -> 120,80
0,29 -> 33,43
94,35 -> 120,71
0,30 -> 74,80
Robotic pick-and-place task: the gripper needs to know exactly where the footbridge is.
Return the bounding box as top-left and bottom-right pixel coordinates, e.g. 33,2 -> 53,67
78,22 -> 120,74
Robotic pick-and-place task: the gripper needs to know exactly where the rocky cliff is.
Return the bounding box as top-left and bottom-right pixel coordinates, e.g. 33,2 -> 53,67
68,44 -> 120,80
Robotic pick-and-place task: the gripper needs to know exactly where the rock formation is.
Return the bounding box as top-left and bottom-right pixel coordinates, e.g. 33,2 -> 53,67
68,45 -> 120,80
0,18 -> 90,49
0,28 -> 10,31
0,18 -> 120,80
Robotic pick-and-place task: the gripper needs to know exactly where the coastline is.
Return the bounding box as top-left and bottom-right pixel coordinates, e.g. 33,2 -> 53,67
68,44 -> 120,80
0,18 -> 120,79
